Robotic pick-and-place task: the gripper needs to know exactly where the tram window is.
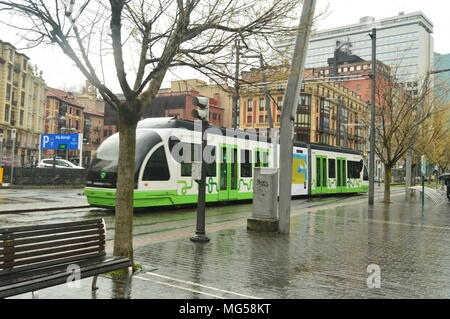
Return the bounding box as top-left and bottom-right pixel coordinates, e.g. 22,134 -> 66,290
180,143 -> 201,177
348,161 -> 361,179
363,165 -> 369,181
328,159 -> 336,178
240,150 -> 252,177
205,145 -> 216,177
255,150 -> 269,168
143,146 -> 170,181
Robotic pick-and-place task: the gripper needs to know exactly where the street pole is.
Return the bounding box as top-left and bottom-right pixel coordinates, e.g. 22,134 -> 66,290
191,120 -> 210,242
232,40 -> 241,130
79,133 -> 83,166
278,0 -> 316,234
259,55 -> 274,130
11,129 -> 16,184
368,28 -> 377,206
337,99 -> 342,147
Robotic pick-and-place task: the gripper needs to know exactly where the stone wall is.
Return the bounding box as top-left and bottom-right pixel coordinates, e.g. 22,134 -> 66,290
1,167 -> 87,186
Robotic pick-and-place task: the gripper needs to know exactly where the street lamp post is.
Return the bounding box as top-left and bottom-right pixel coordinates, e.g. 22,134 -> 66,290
368,28 -> 377,206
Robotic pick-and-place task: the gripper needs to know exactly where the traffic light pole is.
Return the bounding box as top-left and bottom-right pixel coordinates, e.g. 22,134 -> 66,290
191,120 -> 210,243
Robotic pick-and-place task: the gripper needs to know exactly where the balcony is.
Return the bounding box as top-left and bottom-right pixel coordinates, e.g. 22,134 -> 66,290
317,127 -> 336,135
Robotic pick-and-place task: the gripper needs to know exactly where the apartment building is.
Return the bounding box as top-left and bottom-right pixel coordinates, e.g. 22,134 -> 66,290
0,40 -> 46,166
239,64 -> 369,153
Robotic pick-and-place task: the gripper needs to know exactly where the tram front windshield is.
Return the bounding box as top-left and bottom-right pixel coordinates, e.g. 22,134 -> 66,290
86,130 -> 162,188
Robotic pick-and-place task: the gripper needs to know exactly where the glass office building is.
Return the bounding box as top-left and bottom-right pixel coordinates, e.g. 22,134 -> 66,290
275,12 -> 434,93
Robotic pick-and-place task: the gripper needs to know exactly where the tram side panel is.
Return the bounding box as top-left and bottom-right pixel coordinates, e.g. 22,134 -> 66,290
310,148 -> 368,195
291,146 -> 309,196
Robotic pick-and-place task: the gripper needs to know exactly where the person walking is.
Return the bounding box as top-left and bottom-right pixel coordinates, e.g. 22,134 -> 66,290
446,178 -> 450,202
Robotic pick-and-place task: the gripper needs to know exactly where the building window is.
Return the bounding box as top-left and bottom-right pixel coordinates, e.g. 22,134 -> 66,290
6,84 -> 11,101
7,64 -> 13,81
21,91 -> 25,106
277,97 -> 283,109
4,105 -> 10,122
247,115 -> 252,124
247,99 -> 253,112
259,115 -> 264,123
299,95 -> 311,107
259,97 -> 265,111
19,110 -> 24,126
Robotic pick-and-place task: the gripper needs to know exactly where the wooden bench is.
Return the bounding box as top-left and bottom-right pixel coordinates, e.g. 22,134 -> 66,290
0,219 -> 132,299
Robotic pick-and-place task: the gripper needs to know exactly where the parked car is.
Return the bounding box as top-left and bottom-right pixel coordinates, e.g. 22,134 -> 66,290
37,159 -> 85,169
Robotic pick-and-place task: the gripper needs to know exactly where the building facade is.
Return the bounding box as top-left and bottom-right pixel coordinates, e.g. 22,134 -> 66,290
434,53 -> 450,104
275,11 -> 434,94
0,40 -> 46,167
103,87 -> 225,138
45,87 -> 85,163
160,79 -> 233,127
239,65 -> 369,153
144,90 -> 224,126
83,109 -> 104,165
74,81 -> 105,114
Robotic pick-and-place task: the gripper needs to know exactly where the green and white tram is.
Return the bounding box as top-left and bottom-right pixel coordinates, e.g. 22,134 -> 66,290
84,117 -> 368,208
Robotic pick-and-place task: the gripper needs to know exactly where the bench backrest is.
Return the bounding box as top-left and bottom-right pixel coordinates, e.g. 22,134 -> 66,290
0,219 -> 106,276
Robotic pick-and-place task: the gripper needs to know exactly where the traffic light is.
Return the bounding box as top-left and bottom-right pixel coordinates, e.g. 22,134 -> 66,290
192,97 -> 209,121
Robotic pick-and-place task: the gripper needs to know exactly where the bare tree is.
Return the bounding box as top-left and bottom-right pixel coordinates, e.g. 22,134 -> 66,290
365,67 -> 448,203
0,0 -> 302,264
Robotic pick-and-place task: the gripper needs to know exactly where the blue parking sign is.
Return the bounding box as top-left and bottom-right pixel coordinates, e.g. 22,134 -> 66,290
40,134 -> 80,150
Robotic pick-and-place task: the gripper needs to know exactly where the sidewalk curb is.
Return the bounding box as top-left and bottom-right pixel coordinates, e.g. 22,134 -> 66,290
0,205 -> 92,215
0,185 -> 85,190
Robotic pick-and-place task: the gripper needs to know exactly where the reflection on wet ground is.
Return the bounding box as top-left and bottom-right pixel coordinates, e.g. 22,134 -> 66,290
5,188 -> 450,299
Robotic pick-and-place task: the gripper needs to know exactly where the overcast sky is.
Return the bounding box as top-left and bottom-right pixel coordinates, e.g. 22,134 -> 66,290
1,0 -> 449,92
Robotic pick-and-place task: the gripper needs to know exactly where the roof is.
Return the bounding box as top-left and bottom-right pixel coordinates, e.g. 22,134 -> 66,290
46,87 -> 85,109
84,109 -> 104,117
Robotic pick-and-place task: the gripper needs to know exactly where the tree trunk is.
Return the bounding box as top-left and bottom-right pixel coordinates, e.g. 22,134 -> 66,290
383,165 -> 392,204
113,107 -> 137,264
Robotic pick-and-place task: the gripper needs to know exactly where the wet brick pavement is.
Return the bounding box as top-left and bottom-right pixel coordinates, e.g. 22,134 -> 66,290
0,188 -> 89,213
7,189 -> 450,299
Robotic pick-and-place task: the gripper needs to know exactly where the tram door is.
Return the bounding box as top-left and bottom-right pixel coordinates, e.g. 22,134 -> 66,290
218,145 -> 239,201
336,158 -> 347,192
315,156 -> 328,193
